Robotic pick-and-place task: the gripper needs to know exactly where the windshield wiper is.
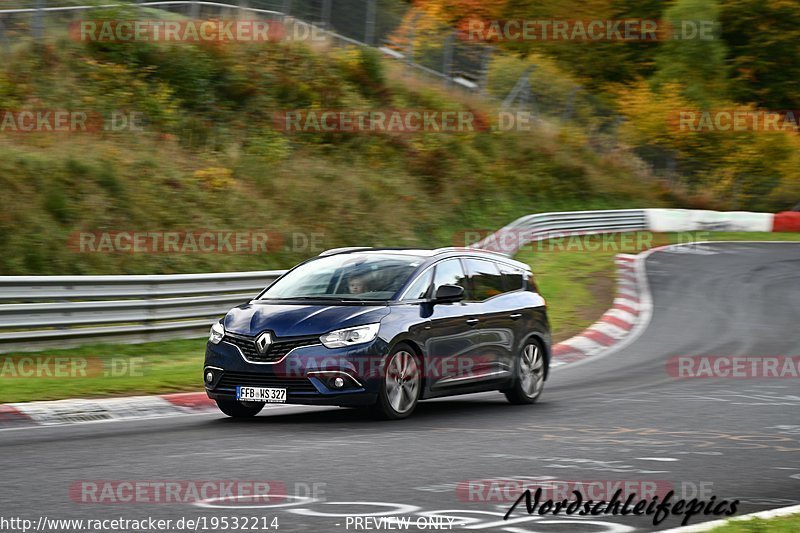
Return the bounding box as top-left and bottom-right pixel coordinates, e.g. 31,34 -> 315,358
263,296 -> 344,300
260,296 -> 385,303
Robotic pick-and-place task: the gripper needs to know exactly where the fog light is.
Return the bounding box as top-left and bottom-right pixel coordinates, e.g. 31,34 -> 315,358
332,377 -> 345,389
205,371 -> 214,383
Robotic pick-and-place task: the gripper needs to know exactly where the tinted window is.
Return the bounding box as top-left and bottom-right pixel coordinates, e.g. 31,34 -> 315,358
260,253 -> 424,301
463,258 -> 504,301
402,269 -> 433,300
497,263 -> 525,292
432,259 -> 468,295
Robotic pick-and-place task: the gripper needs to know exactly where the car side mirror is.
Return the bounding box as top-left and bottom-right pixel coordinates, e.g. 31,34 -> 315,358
434,284 -> 464,303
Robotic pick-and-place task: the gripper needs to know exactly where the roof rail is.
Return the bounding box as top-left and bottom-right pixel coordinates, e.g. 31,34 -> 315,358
432,246 -> 511,258
318,247 -> 373,257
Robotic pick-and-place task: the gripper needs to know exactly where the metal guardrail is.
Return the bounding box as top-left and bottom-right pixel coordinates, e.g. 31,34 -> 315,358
0,210 -> 650,353
472,209 -> 649,255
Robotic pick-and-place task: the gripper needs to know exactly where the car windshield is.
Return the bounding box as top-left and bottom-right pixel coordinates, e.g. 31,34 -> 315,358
259,253 -> 425,301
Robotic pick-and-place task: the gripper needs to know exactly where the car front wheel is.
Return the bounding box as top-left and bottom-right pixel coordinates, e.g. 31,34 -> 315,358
505,340 -> 545,404
216,399 -> 265,418
374,345 -> 421,420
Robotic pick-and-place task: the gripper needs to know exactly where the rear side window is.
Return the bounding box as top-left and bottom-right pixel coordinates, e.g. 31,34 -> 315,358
432,259 -> 469,294
497,263 -> 525,292
463,258 -> 505,301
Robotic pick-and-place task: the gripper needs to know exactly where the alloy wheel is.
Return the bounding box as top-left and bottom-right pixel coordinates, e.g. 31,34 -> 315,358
385,350 -> 420,414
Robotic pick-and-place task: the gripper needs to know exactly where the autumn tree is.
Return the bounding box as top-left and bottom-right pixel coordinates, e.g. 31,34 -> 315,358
652,0 -> 727,106
719,0 -> 800,110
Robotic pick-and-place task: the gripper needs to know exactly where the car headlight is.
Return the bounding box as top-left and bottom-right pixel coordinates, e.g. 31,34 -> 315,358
320,323 -> 380,349
209,322 -> 225,345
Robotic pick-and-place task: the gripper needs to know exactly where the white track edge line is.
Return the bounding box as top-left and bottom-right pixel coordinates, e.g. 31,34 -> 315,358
659,503 -> 800,532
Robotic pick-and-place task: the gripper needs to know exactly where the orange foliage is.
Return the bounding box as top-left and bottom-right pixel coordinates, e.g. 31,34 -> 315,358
391,0 -> 508,44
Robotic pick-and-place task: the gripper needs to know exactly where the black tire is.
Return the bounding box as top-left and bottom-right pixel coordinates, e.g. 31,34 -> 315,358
216,399 -> 265,418
504,339 -> 546,405
373,344 -> 422,420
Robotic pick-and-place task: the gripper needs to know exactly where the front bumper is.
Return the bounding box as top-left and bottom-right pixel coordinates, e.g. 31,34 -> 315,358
204,336 -> 389,406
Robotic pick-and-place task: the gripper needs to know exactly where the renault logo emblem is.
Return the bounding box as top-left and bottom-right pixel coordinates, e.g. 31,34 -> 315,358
255,332 -> 272,354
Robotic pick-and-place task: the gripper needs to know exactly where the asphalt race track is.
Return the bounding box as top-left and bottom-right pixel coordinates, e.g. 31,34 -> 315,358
2,242 -> 799,533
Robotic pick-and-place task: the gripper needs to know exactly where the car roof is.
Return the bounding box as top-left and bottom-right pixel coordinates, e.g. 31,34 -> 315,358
317,247 -> 531,270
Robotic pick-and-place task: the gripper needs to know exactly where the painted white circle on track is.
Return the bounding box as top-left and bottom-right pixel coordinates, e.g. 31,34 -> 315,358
194,494 -> 317,509
504,520 -> 635,533
289,501 -> 420,517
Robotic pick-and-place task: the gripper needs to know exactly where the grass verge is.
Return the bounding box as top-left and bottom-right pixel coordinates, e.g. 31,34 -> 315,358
707,513 -> 800,532
0,339 -> 205,403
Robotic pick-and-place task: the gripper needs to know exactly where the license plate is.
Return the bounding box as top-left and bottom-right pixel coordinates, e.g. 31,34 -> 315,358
236,386 -> 286,403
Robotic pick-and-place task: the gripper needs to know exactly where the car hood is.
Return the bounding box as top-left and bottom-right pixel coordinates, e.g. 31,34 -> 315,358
223,301 -> 391,338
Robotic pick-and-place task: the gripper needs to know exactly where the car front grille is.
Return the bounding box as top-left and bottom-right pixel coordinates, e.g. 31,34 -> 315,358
217,372 -> 318,393
223,332 -> 321,363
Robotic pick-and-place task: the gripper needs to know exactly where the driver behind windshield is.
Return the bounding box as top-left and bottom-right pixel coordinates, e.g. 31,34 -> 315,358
347,272 -> 370,294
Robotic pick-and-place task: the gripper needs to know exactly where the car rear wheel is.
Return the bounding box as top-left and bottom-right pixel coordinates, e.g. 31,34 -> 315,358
505,340 -> 545,404
374,345 -> 421,420
216,399 -> 265,418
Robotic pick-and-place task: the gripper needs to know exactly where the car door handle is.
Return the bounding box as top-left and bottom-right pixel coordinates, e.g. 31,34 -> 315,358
509,313 -> 522,319
465,318 -> 480,324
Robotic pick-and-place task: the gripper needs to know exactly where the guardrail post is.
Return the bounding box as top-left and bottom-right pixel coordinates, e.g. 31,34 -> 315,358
0,18 -> 8,56
190,1 -> 199,19
282,0 -> 292,19
500,67 -> 540,120
597,116 -> 623,153
406,12 -> 419,65
442,32 -> 454,83
321,0 -> 331,29
364,0 -> 376,45
33,0 -> 44,41
562,85 -> 579,121
478,45 -> 492,96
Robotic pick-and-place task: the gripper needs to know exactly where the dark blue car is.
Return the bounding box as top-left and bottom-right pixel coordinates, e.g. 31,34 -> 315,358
204,247 -> 551,419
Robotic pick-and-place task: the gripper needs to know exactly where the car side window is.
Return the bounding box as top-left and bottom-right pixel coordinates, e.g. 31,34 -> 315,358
497,263 -> 525,292
432,259 -> 469,295
402,269 -> 433,300
463,258 -> 505,301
